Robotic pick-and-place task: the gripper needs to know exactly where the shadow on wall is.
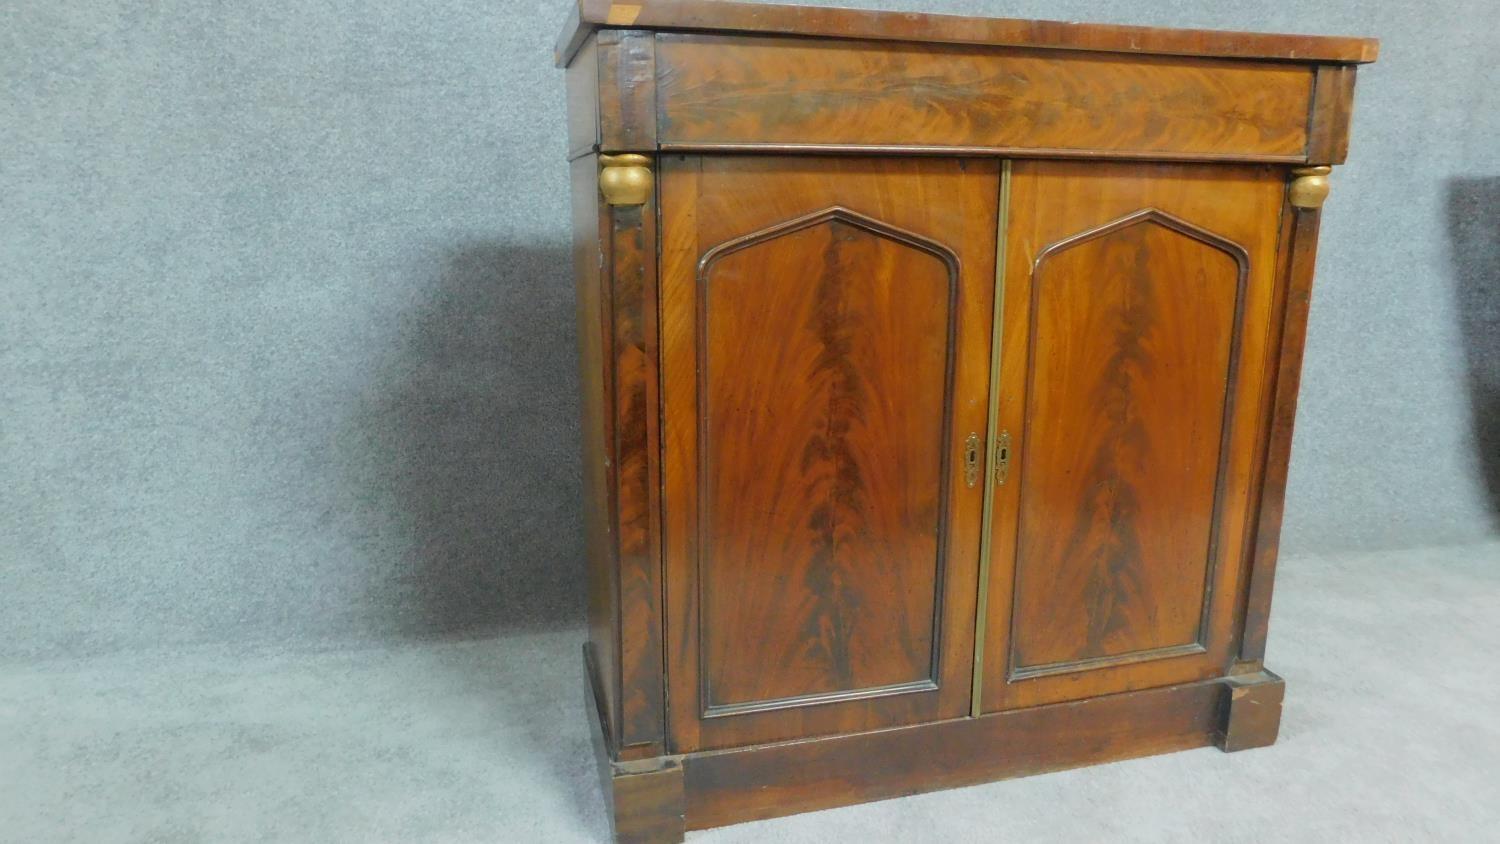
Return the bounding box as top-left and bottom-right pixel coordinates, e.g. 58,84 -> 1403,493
1447,177 -> 1500,525
351,242 -> 585,642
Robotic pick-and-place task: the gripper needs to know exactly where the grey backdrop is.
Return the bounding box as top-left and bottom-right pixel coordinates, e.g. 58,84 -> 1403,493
3,0 -> 1496,662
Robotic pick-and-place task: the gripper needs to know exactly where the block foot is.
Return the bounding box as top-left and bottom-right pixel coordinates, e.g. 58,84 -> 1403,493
1215,669 -> 1285,752
599,758 -> 685,844
584,647 -> 684,843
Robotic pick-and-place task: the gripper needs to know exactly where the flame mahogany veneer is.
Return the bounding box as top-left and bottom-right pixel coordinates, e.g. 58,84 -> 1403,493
557,2 -> 1375,840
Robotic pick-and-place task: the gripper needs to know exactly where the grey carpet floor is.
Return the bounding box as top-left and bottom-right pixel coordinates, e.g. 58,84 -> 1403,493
3,541 -> 1497,843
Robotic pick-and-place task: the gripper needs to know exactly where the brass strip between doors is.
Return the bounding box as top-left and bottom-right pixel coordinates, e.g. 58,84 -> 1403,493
970,160 -> 1011,718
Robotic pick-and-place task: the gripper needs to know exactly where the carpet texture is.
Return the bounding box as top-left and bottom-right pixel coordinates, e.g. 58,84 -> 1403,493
3,541 -> 1496,843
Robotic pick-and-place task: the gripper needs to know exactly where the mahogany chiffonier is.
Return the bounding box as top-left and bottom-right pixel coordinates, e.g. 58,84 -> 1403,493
555,1 -> 1376,839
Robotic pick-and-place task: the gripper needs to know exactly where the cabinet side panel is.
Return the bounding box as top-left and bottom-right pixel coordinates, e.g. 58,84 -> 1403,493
565,36 -> 601,158
572,153 -> 620,751
1241,206 -> 1323,661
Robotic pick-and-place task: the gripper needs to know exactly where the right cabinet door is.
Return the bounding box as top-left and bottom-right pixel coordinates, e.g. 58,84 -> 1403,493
980,161 -> 1288,712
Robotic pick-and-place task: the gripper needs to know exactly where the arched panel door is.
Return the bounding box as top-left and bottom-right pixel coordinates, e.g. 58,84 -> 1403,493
660,156 -> 999,751
980,161 -> 1287,712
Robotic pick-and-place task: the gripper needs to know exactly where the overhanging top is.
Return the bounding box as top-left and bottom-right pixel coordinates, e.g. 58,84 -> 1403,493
554,0 -> 1379,68
555,0 -> 1380,66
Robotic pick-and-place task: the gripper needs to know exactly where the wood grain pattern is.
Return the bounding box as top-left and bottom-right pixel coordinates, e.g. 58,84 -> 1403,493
572,150 -> 666,758
607,184 -> 665,752
697,207 -> 956,715
684,672 -> 1227,831
655,35 -> 1315,160
1307,64 -> 1359,165
585,647 -> 687,844
661,155 -> 997,751
557,10 -> 1377,830
1241,204 -> 1323,662
556,0 -> 1379,66
597,30 -> 657,151
982,161 -> 1286,712
1215,669 -> 1285,752
572,154 -> 621,752
565,36 -> 600,158
1010,210 -> 1247,678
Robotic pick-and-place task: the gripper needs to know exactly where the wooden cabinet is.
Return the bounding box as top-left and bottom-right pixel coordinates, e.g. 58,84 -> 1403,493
557,3 -> 1376,840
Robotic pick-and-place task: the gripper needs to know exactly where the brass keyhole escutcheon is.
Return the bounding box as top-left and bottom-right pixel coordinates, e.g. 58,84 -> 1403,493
964,433 -> 981,487
995,430 -> 1012,485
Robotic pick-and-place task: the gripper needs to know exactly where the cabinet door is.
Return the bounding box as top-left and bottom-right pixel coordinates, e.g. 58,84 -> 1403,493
661,156 -> 998,751
980,161 -> 1286,712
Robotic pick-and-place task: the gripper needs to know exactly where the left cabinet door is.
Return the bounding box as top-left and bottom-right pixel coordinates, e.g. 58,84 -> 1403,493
660,156 -> 999,752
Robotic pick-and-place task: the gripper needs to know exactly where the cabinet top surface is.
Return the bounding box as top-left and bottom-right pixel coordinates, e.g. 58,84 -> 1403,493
555,0 -> 1379,67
